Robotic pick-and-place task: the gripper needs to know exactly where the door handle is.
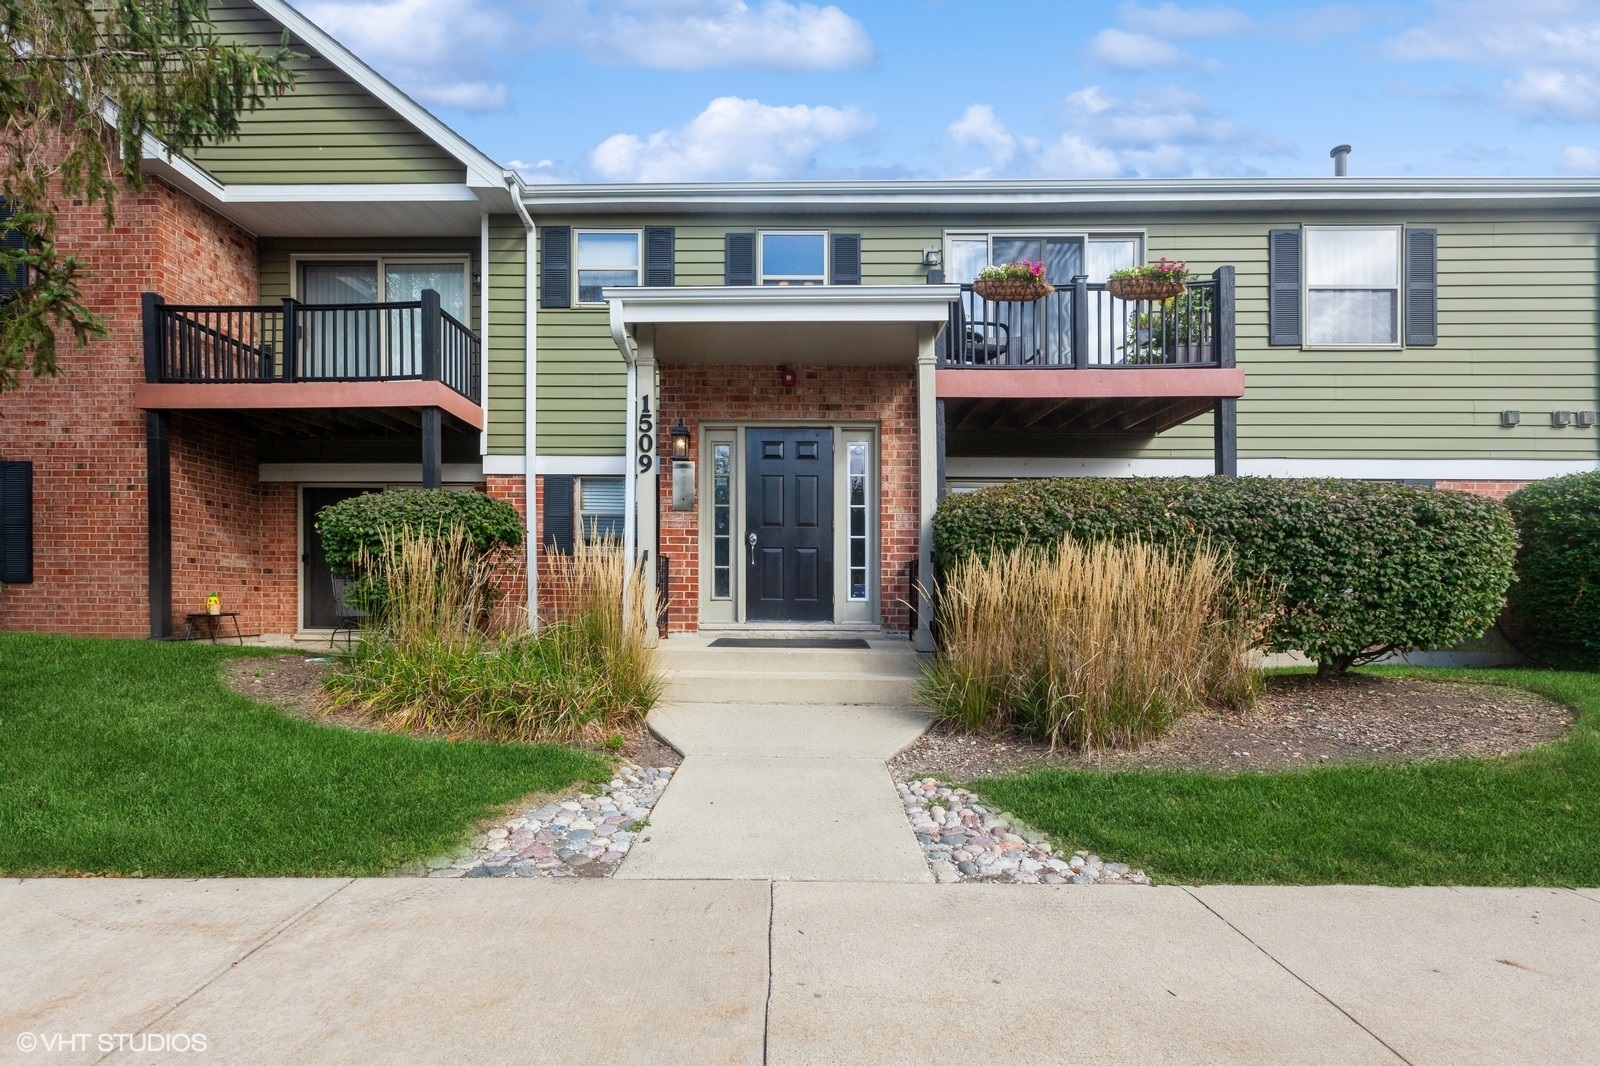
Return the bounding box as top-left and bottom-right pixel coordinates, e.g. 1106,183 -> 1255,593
747,531 -> 758,566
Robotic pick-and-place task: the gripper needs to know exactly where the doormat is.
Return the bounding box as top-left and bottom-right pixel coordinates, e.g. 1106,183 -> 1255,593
707,637 -> 873,649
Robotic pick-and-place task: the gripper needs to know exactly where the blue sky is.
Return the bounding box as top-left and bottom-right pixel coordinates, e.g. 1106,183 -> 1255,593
299,0 -> 1600,181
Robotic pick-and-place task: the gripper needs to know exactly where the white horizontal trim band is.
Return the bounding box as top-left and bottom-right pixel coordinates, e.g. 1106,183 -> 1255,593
482,455 -> 527,476
535,456 -> 627,476
259,463 -> 483,483
946,457 -> 1599,480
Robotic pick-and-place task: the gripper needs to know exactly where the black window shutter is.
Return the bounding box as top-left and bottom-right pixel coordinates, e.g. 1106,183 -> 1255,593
830,233 -> 862,285
543,474 -> 574,553
644,227 -> 675,286
0,460 -> 33,584
0,203 -> 27,303
725,232 -> 756,286
1405,227 -> 1438,346
1267,228 -> 1302,346
540,226 -> 571,309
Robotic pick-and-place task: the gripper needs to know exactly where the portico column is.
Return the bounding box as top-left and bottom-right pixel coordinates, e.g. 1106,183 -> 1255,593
633,336 -> 660,647
915,327 -> 939,652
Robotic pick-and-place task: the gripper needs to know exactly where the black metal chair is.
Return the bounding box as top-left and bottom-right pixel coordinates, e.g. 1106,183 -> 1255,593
329,574 -> 365,650
948,301 -> 1011,364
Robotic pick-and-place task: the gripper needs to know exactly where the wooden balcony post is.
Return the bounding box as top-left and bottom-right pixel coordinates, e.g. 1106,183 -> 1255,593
141,293 -> 164,383
1071,275 -> 1090,370
281,298 -> 299,383
146,411 -> 172,639
1212,265 -> 1238,475
421,406 -> 442,489
420,288 -> 442,382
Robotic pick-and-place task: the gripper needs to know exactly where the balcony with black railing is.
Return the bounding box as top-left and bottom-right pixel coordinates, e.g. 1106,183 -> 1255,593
141,288 -> 480,403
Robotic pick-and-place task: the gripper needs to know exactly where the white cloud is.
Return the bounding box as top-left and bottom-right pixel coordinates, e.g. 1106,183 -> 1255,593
1086,28 -> 1202,70
1116,2 -> 1255,39
587,96 -> 876,181
302,0 -> 510,110
532,1 -> 874,71
508,158 -> 582,184
1504,70 -> 1600,122
944,86 -> 1291,179
1559,145 -> 1600,173
946,105 -> 1027,171
1386,1 -> 1600,122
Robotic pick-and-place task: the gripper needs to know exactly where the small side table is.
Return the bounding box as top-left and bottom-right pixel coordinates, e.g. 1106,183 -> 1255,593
185,611 -> 243,645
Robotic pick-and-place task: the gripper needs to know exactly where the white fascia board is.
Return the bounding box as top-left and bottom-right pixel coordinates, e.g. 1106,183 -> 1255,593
522,177 -> 1600,214
482,455 -> 526,476
605,285 -> 961,325
946,457 -> 1600,480
250,0 -> 505,188
535,456 -> 628,476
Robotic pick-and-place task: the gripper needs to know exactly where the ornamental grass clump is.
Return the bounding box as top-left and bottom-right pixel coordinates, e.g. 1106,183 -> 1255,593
324,528 -> 659,744
920,537 -> 1266,751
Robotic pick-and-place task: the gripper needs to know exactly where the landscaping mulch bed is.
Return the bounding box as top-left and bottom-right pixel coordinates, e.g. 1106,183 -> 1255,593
221,654 -> 681,768
891,674 -> 1575,781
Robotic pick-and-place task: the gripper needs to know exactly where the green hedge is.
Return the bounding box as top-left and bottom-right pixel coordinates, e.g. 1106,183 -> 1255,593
315,489 -> 524,575
933,477 -> 1517,673
1505,472 -> 1600,670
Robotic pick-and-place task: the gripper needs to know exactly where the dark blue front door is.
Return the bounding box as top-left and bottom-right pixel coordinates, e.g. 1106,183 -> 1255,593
745,427 -> 833,622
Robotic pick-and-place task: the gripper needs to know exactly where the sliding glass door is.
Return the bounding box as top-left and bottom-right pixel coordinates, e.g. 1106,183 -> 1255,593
296,258 -> 469,380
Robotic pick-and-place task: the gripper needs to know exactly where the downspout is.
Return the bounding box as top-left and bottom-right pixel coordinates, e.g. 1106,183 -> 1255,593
507,172 -> 539,627
478,212 -> 490,459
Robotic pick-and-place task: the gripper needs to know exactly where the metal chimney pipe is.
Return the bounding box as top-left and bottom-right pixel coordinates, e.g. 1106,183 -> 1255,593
1330,144 -> 1352,177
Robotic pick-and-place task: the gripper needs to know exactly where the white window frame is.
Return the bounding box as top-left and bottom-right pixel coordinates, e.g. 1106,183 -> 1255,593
574,229 -> 642,306
1301,224 -> 1404,350
758,230 -> 829,286
943,230 -> 1147,283
577,474 -> 626,544
290,254 -> 472,317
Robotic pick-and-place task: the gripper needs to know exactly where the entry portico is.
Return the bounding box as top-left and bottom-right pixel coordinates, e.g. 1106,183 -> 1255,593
607,285 -> 959,650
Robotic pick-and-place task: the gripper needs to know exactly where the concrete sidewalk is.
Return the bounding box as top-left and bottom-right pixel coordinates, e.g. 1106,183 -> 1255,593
4,879 -> 1597,1065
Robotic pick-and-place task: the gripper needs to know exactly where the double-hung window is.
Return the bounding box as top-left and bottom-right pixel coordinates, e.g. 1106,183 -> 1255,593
575,231 -> 641,304
1303,226 -> 1402,347
759,232 -> 827,285
577,476 -> 626,543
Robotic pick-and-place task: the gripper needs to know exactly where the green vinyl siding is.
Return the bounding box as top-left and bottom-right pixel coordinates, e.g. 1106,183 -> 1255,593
531,211 -> 1599,463
487,217 -> 528,454
187,0 -> 466,184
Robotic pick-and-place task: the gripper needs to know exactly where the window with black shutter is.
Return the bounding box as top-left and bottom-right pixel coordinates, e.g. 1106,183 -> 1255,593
0,460 -> 33,584
540,226 -> 572,309
542,474 -> 574,553
0,203 -> 28,305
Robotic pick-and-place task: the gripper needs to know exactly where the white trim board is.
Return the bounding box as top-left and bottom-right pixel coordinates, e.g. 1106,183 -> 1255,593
260,463 -> 483,483
535,456 -> 628,476
945,457 -> 1600,480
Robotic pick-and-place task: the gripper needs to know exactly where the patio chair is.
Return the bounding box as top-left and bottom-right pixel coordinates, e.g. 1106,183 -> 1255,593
329,574 -> 365,650
948,301 -> 1010,364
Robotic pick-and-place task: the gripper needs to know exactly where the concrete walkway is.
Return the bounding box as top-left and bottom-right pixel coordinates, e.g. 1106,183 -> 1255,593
617,640 -> 935,881
5,879 -> 1597,1064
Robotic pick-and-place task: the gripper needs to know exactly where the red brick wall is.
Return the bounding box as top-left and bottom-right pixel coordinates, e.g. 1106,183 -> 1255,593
0,176 -> 263,637
1435,480 -> 1530,501
485,474 -> 532,630
653,362 -> 920,634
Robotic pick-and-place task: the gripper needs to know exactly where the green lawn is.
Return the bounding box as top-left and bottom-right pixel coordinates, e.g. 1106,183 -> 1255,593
0,633 -> 610,877
970,667 -> 1600,886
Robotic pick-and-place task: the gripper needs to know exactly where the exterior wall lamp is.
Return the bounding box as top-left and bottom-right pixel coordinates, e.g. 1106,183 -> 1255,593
669,420 -> 695,511
778,366 -> 797,389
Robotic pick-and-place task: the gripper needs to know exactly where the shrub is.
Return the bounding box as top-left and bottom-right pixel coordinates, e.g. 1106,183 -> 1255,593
323,529 -> 659,744
920,538 -> 1265,750
1505,472 -> 1600,670
934,477 -> 1517,674
315,489 -> 523,576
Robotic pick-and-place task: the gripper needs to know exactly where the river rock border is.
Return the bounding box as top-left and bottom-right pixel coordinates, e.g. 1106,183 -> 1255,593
415,764 -> 675,878
899,778 -> 1150,886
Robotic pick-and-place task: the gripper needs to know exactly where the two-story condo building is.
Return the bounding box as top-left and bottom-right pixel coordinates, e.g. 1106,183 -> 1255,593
1,0 -> 1596,651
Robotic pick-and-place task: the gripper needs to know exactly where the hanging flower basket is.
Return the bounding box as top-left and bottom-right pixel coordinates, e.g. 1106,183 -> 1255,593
1106,257 -> 1191,302
973,277 -> 1055,303
1105,276 -> 1188,302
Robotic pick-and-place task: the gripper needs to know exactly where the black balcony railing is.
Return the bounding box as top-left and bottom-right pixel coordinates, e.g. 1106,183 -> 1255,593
142,289 -> 481,404
943,266 -> 1235,370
